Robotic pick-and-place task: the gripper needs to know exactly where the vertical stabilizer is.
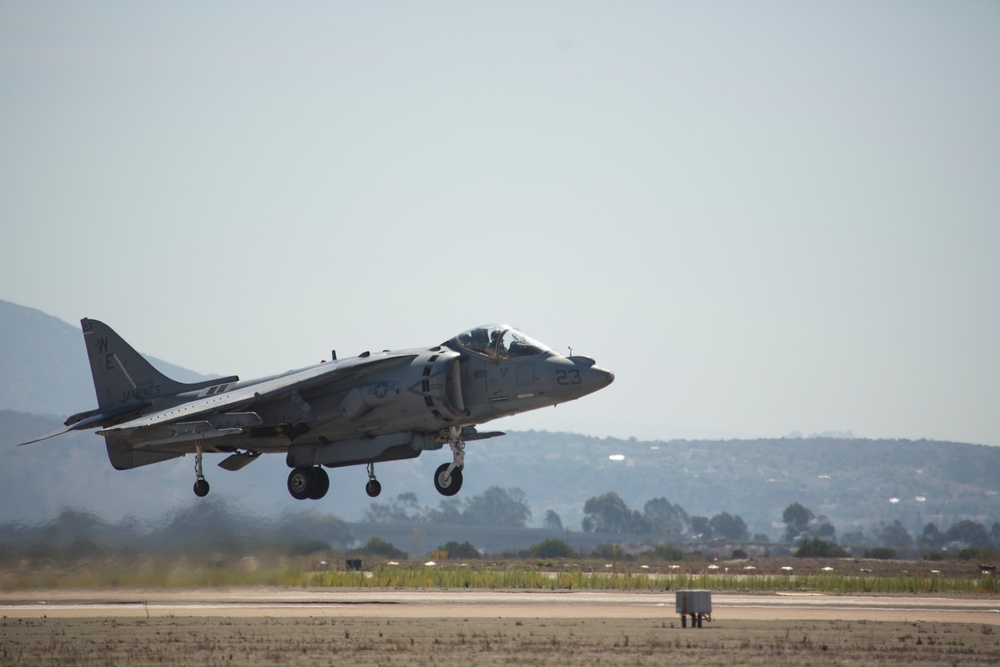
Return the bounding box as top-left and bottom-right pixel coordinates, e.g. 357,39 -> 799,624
81,319 -> 236,409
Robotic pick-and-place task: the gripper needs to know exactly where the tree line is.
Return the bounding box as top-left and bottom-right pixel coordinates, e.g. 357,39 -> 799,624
579,491 -> 760,541
364,488 -> 532,528
780,500 -> 1000,553
364,487 -> 1000,554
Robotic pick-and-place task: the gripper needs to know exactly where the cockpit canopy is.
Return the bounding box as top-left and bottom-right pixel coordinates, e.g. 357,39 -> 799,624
446,324 -> 552,361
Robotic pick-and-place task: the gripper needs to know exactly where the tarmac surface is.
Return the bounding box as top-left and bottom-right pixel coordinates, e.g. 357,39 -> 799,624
2,589 -> 998,624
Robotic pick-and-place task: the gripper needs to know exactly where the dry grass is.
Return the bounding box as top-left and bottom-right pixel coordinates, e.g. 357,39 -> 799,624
2,554 -> 996,595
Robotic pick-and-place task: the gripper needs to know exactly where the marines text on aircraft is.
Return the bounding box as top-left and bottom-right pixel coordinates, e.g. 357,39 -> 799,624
20,320 -> 614,501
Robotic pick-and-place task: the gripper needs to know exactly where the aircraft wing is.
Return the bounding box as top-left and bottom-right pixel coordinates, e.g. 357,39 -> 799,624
97,353 -> 416,444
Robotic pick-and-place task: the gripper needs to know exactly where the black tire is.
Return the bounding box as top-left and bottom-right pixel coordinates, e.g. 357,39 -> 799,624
309,467 -> 330,500
433,463 -> 463,496
365,479 -> 382,498
193,479 -> 210,497
287,467 -> 316,500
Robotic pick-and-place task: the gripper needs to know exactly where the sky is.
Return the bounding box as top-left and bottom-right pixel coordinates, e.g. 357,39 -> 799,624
3,2 -> 999,446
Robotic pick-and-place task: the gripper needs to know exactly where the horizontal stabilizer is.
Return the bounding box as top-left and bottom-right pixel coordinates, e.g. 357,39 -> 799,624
15,424 -> 77,447
16,402 -> 153,446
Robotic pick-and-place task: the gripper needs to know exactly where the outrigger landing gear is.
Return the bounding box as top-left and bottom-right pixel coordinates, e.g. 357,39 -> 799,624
193,444 -> 210,497
433,427 -> 465,497
365,463 -> 382,497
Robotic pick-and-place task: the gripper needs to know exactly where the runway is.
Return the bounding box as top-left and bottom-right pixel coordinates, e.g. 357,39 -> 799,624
2,589 -> 998,624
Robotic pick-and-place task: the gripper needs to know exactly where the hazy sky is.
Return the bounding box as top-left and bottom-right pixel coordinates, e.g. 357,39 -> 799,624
3,2 -> 998,445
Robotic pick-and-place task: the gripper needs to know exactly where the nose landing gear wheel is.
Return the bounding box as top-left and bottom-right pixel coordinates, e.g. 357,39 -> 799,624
193,479 -> 210,497
434,463 -> 463,496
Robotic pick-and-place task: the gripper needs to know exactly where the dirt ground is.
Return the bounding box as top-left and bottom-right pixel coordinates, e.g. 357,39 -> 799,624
3,615 -> 1000,666
3,588 -> 1000,666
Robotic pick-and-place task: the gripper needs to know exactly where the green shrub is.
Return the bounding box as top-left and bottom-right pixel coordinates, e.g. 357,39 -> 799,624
354,537 -> 407,559
437,541 -> 481,559
528,539 -> 575,559
591,543 -> 632,561
647,544 -> 685,561
794,537 -> 849,558
863,547 -> 896,560
958,547 -> 999,561
288,539 -> 330,556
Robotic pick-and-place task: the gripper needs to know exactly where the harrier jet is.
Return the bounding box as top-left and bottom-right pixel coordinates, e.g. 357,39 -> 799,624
21,319 -> 613,501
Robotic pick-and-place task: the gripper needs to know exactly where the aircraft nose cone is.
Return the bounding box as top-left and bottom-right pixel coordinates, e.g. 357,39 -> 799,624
547,356 -> 615,399
580,363 -> 614,393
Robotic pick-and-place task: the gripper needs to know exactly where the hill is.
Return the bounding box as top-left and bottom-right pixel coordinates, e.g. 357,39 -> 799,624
1,299 -> 997,543
4,409 -> 998,542
0,299 -> 212,416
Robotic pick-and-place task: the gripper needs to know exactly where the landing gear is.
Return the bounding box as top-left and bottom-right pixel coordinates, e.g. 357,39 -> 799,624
365,463 -> 382,497
310,467 -> 330,500
434,463 -> 463,496
433,427 -> 466,497
193,444 -> 210,497
287,466 -> 329,500
287,467 -> 313,500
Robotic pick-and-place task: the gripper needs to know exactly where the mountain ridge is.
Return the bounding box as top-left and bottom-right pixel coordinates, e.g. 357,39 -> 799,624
0,299 -> 214,417
2,300 -> 997,541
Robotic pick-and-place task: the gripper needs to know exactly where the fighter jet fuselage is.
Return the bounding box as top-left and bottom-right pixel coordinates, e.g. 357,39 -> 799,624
22,321 -> 614,502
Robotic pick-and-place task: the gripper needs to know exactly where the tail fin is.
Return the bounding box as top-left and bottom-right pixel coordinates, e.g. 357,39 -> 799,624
81,318 -> 237,409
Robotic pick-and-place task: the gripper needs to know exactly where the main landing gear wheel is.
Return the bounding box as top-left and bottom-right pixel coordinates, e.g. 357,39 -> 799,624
309,467 -> 330,500
434,463 -> 463,496
193,479 -> 210,497
288,467 -> 328,500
